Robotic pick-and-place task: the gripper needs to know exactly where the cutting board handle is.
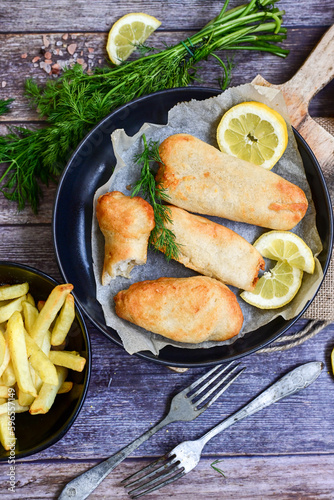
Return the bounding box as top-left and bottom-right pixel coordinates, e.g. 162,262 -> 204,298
282,25 -> 334,107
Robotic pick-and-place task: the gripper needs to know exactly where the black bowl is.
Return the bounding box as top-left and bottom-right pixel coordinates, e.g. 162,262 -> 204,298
0,261 -> 91,460
53,87 -> 333,368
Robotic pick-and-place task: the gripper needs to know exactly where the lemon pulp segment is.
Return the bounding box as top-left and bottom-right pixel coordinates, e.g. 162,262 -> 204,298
217,101 -> 288,170
241,261 -> 303,309
254,231 -> 315,274
107,13 -> 161,65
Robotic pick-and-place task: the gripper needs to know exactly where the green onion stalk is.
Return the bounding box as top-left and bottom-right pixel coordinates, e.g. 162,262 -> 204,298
0,0 -> 288,212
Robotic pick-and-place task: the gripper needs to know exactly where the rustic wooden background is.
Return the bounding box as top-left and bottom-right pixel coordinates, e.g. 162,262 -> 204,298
0,1 -> 334,498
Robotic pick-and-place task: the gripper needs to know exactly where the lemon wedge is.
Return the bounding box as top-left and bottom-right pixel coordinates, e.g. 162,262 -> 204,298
216,101 -> 288,170
106,13 -> 161,65
254,231 -> 315,274
241,261 -> 303,309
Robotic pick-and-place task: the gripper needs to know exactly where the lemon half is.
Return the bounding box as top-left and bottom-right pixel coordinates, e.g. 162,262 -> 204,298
254,231 -> 315,274
107,13 -> 161,65
241,261 -> 303,309
217,101 -> 288,170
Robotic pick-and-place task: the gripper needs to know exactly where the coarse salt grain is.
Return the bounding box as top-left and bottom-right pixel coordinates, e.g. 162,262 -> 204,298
67,43 -> 77,55
32,56 -> 40,63
21,53 -> 28,59
1,81 -> 7,88
45,51 -> 52,59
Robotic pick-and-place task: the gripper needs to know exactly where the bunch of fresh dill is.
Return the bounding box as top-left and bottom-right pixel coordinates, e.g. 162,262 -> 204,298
0,0 -> 289,212
131,134 -> 180,259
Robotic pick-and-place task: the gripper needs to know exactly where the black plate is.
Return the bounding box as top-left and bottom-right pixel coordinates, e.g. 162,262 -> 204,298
0,261 -> 91,460
53,87 -> 333,367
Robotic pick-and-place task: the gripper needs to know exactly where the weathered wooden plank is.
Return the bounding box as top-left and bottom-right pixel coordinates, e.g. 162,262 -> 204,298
0,27 -> 333,122
0,0 -> 333,32
0,318 -> 329,462
0,226 -> 60,277
0,454 -> 333,498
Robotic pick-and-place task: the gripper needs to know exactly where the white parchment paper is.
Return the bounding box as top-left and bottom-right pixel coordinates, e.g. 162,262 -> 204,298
91,83 -> 323,355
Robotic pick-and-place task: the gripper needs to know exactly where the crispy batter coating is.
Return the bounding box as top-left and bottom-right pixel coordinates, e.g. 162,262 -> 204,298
156,134 -> 308,230
114,276 -> 243,343
96,191 -> 155,285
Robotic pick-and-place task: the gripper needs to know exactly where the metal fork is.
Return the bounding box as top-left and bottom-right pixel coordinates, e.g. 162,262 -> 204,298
123,361 -> 323,499
58,361 -> 245,500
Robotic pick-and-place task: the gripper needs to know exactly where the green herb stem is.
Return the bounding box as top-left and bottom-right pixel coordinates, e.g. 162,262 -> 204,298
0,0 -> 288,211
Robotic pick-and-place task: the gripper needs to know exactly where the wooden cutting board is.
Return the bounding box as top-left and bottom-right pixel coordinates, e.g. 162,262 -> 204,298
252,25 -> 334,174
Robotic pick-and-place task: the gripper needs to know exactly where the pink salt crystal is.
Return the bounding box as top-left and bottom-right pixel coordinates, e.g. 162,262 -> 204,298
67,43 -> 77,55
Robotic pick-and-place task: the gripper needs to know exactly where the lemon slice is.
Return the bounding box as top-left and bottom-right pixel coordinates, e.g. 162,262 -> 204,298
254,231 -> 315,274
216,101 -> 288,170
106,13 -> 161,65
241,261 -> 303,309
331,348 -> 334,375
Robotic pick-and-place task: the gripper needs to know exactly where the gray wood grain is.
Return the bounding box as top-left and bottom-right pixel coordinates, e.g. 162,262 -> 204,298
0,319 -> 328,462
1,27 -> 334,122
0,1 -> 334,497
0,0 -> 333,32
1,455 -> 334,499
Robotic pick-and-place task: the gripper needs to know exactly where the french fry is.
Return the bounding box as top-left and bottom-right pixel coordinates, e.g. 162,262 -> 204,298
17,387 -> 35,407
37,300 -> 45,312
0,400 -> 29,415
0,335 -> 10,379
57,381 -> 73,394
0,331 -> 6,367
48,350 -> 86,372
1,361 -> 16,387
0,386 -> 10,398
0,398 -> 7,405
0,295 -> 26,324
0,283 -> 29,301
26,293 -> 35,306
30,284 -> 73,346
22,301 -> 39,336
7,311 -> 37,397
24,332 -> 58,386
0,414 -> 15,451
51,294 -> 75,346
29,367 -> 67,415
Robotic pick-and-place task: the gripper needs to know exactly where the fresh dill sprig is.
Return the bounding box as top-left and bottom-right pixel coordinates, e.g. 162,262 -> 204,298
210,459 -> 226,477
132,134 -> 180,260
0,0 -> 289,211
0,99 -> 14,117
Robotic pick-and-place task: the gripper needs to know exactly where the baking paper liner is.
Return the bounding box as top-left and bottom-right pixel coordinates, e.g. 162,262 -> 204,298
91,83 -> 323,355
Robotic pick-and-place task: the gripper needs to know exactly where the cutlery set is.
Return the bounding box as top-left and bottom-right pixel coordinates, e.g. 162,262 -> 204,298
59,360 -> 322,499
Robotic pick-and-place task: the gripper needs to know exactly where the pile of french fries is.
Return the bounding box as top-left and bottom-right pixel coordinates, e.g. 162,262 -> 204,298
0,282 -> 86,452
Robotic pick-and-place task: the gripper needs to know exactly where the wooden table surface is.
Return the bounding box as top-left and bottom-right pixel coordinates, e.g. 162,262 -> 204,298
1,1 -> 334,498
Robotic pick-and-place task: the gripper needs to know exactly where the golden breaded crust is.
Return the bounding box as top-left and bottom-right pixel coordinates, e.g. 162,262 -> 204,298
156,134 -> 308,230
156,206 -> 264,291
114,276 -> 243,343
96,191 -> 155,285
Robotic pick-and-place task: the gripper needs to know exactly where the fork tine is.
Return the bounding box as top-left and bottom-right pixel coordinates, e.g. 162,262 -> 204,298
197,367 -> 246,409
189,362 -> 240,403
129,469 -> 186,498
127,458 -> 180,492
121,454 -> 168,486
183,361 -> 234,395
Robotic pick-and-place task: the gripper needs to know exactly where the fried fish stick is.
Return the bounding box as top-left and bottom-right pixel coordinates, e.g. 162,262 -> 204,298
114,276 -> 243,343
156,206 -> 264,291
96,191 -> 155,285
156,134 -> 308,230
